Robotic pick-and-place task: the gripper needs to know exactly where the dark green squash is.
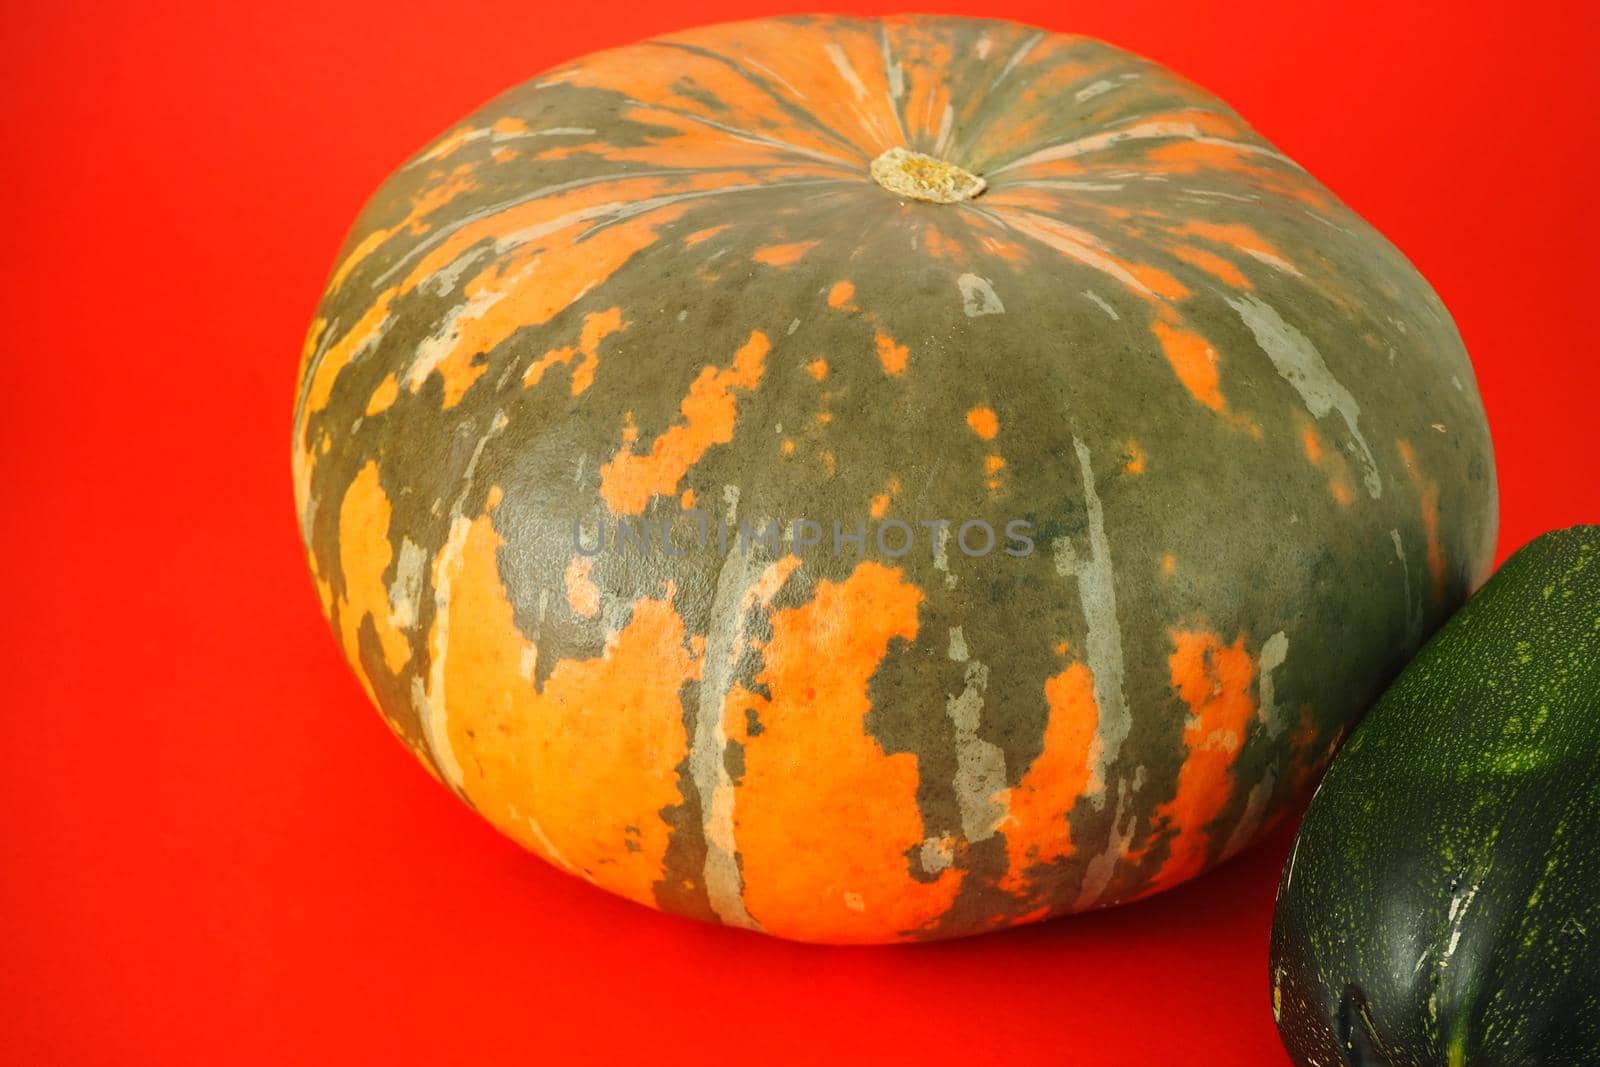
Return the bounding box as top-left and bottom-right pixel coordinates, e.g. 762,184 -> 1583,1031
1271,527 -> 1600,1064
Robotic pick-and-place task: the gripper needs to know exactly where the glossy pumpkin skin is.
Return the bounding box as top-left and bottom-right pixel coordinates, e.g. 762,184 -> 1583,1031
292,14 -> 1497,943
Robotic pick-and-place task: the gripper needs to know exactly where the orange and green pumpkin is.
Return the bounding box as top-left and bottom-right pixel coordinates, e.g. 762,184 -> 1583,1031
292,14 -> 1497,943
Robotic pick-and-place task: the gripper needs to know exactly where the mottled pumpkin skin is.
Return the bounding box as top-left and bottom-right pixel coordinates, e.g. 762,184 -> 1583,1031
292,14 -> 1497,943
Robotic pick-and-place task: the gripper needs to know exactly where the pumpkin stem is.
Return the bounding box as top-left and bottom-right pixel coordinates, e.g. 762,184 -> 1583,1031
869,147 -> 986,204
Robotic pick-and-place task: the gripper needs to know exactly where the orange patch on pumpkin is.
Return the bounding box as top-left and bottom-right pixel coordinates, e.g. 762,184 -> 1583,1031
685,224 -> 730,247
1121,440 -> 1147,475
598,331 -> 770,514
400,174 -> 698,292
412,192 -> 694,408
365,372 -> 400,416
997,661 -> 1100,896
977,235 -> 1027,262
1176,221 -> 1289,264
1127,263 -> 1190,301
1300,419 -> 1357,507
523,306 -> 628,395
827,280 -> 857,310
1173,220 -> 1301,275
1144,139 -> 1264,176
752,240 -> 820,267
1170,245 -> 1251,289
923,223 -> 959,260
335,462 -> 413,700
1398,439 -> 1447,601
867,477 -> 902,518
389,173 -> 763,350
305,293 -> 393,416
806,359 -> 829,381
726,562 -> 960,942
984,188 -> 1064,214
875,332 -> 909,375
532,144 -> 587,162
437,515 -> 696,907
966,406 -> 999,440
1150,317 -> 1225,412
984,453 -> 1006,493
1299,424 -> 1324,465
1142,631 -> 1259,895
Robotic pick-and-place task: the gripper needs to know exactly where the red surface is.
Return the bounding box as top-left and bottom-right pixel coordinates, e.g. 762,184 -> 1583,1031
6,1 -> 1596,1063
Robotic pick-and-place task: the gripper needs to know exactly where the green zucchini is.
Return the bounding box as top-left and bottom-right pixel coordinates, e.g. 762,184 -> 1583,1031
1270,526 -> 1600,1065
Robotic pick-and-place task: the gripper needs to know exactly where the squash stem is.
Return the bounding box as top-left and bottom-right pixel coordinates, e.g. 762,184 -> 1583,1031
869,147 -> 986,203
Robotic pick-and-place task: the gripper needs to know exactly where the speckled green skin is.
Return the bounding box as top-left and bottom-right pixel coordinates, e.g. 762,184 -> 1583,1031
1271,527 -> 1600,1065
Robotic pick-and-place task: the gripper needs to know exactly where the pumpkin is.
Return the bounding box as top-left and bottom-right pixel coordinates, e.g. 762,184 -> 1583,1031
292,13 -> 1497,943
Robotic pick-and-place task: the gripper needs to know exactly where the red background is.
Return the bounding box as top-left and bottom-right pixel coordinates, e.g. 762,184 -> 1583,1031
6,1 -> 1596,1063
